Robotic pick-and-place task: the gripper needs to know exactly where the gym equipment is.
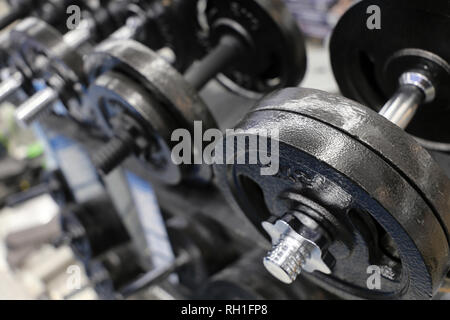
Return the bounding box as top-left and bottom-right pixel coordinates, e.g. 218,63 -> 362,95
165,214 -> 240,291
330,0 -> 450,149
213,87 -> 450,299
5,1 -> 201,125
87,0 -> 307,185
82,213 -> 240,300
85,243 -> 145,300
8,0 -> 200,126
4,1 -> 131,124
191,0 -> 306,97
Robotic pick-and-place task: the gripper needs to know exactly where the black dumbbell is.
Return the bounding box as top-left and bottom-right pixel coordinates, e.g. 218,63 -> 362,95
88,0 -> 307,185
8,0 -> 200,126
0,0 -> 129,107
213,1 -> 450,300
117,214 -> 239,298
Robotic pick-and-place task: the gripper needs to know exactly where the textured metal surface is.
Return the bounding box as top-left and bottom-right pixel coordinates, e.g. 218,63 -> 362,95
214,88 -> 450,299
204,0 -> 307,98
139,0 -> 202,71
330,0 -> 450,145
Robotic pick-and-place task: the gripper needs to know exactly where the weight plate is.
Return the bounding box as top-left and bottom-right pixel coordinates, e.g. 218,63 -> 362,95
85,39 -> 217,184
88,71 -> 184,185
214,88 -> 450,299
10,17 -> 86,108
204,0 -> 307,98
142,0 -> 202,71
255,88 -> 450,245
330,0 -> 450,146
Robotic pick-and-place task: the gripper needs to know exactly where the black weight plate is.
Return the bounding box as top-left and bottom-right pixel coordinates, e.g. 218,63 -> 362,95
60,210 -> 91,262
205,0 -> 307,98
88,71 -> 184,185
255,88 -> 450,246
86,39 -> 217,133
85,39 -> 217,184
214,88 -> 450,299
330,0 -> 450,145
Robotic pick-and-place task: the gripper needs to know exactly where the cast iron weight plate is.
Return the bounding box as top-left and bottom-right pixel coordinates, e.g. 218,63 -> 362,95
214,88 -> 450,299
203,0 -> 307,98
86,39 -> 217,185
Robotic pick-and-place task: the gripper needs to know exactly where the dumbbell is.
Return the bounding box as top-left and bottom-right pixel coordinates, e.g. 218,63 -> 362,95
213,86 -> 450,300
213,0 -> 450,300
0,0 -> 85,75
88,213 -> 238,299
330,0 -> 450,150
0,0 -> 130,115
8,0 -> 200,126
87,0 -> 307,185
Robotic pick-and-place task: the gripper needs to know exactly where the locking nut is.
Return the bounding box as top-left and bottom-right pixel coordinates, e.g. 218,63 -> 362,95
262,216 -> 333,284
263,233 -> 309,284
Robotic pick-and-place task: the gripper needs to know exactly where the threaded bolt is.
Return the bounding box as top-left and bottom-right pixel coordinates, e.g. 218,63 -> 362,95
93,134 -> 135,175
263,234 -> 311,284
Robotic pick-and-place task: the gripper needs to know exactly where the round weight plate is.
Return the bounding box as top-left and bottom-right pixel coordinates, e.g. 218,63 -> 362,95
330,0 -> 450,146
85,39 -> 217,184
204,0 -> 307,98
88,71 -> 184,185
10,17 -> 86,107
214,88 -> 450,299
255,88 -> 450,245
